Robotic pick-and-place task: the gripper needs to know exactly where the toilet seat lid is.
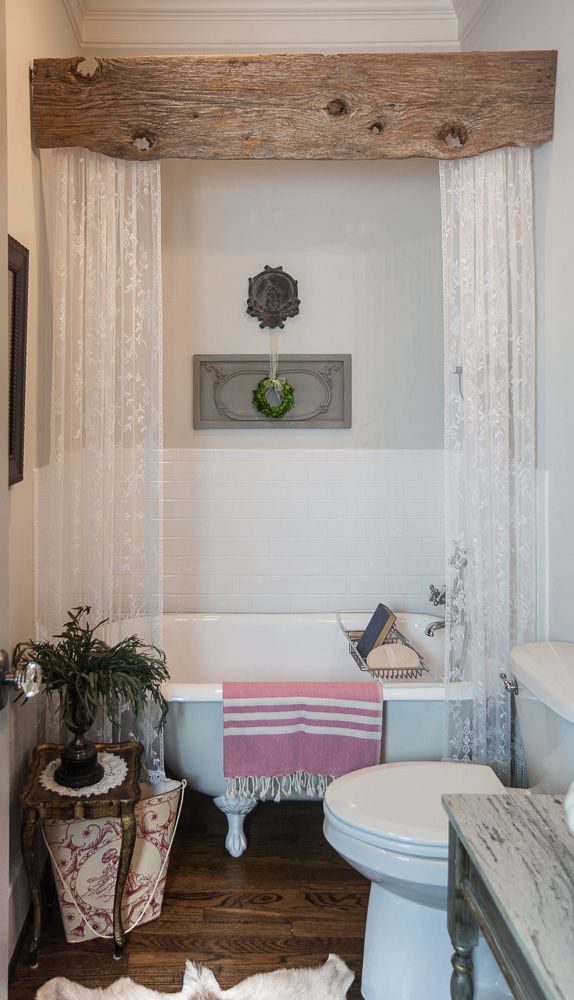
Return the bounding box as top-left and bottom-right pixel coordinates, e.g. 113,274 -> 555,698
325,761 -> 504,849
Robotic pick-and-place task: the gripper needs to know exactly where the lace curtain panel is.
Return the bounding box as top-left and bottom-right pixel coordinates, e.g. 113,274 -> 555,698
37,148 -> 164,781
440,147 -> 537,785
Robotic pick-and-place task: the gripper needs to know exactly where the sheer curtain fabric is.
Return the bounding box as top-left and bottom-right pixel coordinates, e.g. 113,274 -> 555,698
38,148 -> 164,780
440,147 -> 536,785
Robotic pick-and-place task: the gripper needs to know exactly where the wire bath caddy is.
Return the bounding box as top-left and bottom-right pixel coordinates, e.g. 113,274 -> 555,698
336,613 -> 438,683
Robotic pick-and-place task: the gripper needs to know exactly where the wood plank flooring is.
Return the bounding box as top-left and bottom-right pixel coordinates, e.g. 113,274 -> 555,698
9,790 -> 369,998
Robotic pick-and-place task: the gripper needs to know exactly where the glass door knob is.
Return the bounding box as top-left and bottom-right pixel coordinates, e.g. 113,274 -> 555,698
0,649 -> 42,709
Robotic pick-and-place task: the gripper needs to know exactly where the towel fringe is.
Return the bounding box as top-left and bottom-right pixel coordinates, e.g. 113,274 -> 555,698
225,771 -> 332,802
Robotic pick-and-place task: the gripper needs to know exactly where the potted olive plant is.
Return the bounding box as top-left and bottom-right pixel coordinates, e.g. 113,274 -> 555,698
14,606 -> 169,788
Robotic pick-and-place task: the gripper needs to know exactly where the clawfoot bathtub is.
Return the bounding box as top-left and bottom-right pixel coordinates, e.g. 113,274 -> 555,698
163,612 -> 446,856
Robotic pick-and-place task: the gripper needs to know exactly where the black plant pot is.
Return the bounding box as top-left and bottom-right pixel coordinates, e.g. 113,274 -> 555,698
53,733 -> 105,789
53,698 -> 104,788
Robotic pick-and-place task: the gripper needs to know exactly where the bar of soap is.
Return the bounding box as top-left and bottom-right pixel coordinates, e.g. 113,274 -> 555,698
366,643 -> 420,673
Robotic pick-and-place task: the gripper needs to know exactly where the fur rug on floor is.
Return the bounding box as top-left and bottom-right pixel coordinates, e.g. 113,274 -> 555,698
36,954 -> 354,1000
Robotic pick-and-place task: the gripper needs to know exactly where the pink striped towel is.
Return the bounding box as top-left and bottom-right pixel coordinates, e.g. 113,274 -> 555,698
223,681 -> 383,800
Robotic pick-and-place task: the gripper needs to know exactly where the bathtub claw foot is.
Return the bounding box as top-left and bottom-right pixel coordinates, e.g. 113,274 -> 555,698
214,795 -> 258,857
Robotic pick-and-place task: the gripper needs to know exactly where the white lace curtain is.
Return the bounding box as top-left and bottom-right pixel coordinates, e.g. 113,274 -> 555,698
37,148 -> 164,781
440,147 -> 537,785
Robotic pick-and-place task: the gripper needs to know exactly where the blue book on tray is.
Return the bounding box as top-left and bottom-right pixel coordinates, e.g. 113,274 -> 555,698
356,604 -> 396,659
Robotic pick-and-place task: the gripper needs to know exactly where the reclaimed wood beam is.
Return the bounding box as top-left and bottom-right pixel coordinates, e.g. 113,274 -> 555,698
31,52 -> 557,161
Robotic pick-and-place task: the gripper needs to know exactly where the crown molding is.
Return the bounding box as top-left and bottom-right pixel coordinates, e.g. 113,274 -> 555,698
83,1 -> 453,14
78,42 -> 461,54
452,0 -> 494,42
62,0 -> 89,46
63,1 -> 461,51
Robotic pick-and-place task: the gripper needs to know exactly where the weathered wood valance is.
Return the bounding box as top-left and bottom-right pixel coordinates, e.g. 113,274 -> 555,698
31,51 -> 557,161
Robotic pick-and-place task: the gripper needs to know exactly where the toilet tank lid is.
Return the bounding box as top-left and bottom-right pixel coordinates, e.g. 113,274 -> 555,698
510,641 -> 574,722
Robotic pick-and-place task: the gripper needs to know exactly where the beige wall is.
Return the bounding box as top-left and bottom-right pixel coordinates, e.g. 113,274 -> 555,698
466,2 -> 574,642
6,0 -> 78,956
1,0 -> 10,991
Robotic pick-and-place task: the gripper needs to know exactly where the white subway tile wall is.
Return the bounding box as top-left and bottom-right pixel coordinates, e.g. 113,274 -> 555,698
35,458 -> 548,622
163,448 -> 445,614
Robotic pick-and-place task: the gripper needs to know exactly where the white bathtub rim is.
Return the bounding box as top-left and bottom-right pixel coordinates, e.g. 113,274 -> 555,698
161,611 -> 443,626
161,610 -> 453,703
163,680 -> 472,703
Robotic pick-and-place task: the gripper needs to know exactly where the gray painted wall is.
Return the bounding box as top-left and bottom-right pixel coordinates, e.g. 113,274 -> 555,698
466,1 -> 574,641
161,159 -> 444,450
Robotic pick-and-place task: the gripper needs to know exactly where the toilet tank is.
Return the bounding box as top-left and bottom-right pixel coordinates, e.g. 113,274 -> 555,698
510,641 -> 574,793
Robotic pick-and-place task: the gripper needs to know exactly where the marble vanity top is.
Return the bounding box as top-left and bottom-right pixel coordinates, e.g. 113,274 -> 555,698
443,791 -> 574,1000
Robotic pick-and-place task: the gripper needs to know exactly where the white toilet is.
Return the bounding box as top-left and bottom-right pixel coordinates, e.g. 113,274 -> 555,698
323,640 -> 574,1000
508,640 -> 574,793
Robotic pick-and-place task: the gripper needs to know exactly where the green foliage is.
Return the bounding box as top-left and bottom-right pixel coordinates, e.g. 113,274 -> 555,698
252,377 -> 295,419
13,606 -> 169,733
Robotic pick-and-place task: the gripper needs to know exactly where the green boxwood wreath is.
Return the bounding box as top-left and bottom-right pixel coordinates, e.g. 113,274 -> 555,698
252,377 -> 295,419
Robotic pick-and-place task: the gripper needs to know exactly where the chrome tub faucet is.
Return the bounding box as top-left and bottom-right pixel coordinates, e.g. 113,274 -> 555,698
425,620 -> 446,637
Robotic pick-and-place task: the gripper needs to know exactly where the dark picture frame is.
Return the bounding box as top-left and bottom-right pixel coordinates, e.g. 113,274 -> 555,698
8,236 -> 29,486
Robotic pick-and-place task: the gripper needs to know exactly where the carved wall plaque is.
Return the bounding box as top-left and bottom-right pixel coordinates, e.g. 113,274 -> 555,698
193,355 -> 351,428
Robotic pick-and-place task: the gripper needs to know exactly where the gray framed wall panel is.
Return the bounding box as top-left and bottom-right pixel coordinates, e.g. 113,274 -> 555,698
193,355 -> 351,428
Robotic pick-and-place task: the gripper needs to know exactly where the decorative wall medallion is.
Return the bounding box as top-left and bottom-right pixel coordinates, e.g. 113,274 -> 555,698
193,355 -> 351,429
246,265 -> 300,329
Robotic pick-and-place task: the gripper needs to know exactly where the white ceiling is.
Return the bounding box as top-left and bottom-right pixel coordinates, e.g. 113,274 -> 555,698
62,0 -> 494,52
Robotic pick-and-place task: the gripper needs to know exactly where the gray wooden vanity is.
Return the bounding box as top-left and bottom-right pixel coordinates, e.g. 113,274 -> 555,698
443,792 -> 574,1000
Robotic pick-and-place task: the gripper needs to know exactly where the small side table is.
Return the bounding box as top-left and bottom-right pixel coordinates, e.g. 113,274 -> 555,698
443,791 -> 574,1000
20,741 -> 142,966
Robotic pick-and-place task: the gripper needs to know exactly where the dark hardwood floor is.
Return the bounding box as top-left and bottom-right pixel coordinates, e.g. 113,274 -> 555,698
9,790 -> 368,998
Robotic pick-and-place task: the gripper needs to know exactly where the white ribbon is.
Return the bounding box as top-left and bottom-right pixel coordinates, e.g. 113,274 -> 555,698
263,375 -> 288,395
269,328 -> 279,380
263,329 -> 287,401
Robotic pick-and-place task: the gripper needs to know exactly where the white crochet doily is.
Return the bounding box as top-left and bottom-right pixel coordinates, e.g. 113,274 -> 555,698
40,751 -> 128,798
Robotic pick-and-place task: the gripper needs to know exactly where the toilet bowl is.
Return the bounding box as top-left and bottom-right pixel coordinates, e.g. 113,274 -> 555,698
323,761 -> 511,1000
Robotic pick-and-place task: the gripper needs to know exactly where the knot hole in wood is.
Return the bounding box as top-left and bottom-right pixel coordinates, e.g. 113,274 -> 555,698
75,56 -> 100,79
439,122 -> 469,150
325,98 -> 349,117
370,121 -> 384,135
132,133 -> 155,152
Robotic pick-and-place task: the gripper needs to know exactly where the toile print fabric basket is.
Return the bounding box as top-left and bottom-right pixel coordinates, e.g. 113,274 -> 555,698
43,779 -> 184,943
